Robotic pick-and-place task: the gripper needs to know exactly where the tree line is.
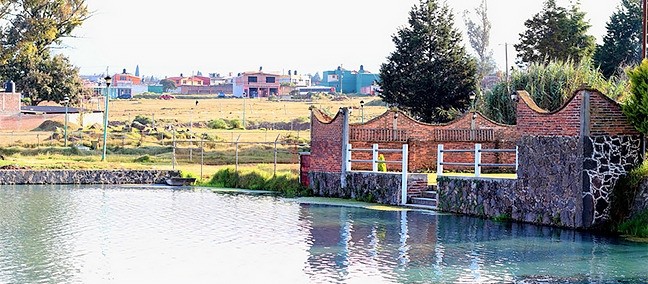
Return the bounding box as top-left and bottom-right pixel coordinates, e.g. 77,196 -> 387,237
379,0 -> 644,126
0,0 -> 89,106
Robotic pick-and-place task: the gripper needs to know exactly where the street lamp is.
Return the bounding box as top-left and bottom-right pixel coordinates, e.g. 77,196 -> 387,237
469,92 -> 476,110
360,100 -> 365,123
63,96 -> 70,147
102,75 -> 111,161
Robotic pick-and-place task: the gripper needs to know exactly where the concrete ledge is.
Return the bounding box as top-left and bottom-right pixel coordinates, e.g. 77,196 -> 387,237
0,169 -> 181,185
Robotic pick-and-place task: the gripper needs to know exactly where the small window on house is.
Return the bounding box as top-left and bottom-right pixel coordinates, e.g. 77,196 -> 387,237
248,76 -> 258,83
266,77 -> 275,83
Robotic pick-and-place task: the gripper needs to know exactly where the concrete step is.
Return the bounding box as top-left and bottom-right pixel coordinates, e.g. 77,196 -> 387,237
421,190 -> 437,199
410,197 -> 437,207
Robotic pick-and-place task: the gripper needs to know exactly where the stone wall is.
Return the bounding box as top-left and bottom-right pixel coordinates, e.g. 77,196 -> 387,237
438,136 -> 586,228
583,136 -> 642,226
518,136 -> 584,227
438,175 -> 583,228
310,171 -> 427,205
438,177 -> 517,218
631,179 -> 648,217
0,170 -> 180,185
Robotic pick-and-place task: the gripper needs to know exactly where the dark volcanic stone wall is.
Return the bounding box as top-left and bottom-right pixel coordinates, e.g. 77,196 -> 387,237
310,172 -> 427,205
438,177 -> 517,218
0,170 -> 180,185
583,136 -> 642,226
517,136 -> 584,228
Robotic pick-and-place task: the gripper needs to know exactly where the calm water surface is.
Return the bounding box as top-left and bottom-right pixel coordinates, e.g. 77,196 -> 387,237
0,185 -> 647,283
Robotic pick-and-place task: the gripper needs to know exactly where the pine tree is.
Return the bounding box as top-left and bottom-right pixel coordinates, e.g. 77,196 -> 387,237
594,0 -> 642,78
379,0 -> 477,123
515,0 -> 595,65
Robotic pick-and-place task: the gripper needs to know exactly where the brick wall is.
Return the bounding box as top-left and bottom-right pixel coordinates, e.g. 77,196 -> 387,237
516,90 -> 582,136
310,108 -> 344,173
0,92 -> 20,114
588,90 -> 639,136
0,112 -> 104,131
309,88 -> 639,177
348,110 -> 516,172
515,89 -> 637,137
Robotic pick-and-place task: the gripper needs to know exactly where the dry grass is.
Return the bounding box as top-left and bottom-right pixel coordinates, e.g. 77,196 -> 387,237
0,95 -> 385,171
108,96 -> 387,125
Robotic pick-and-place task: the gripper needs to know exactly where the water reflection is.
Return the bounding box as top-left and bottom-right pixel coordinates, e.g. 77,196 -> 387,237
300,204 -> 648,283
0,185 -> 646,283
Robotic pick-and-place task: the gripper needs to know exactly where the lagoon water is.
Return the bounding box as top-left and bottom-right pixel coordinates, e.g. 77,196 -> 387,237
0,185 -> 647,283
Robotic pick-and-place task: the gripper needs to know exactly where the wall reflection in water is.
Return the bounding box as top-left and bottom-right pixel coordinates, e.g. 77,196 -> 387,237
299,204 -> 648,283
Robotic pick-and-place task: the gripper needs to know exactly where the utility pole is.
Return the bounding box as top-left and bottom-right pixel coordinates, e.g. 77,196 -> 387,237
641,0 -> 648,60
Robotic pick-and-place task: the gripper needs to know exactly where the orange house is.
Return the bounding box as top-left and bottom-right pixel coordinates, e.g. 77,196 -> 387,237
112,69 -> 142,86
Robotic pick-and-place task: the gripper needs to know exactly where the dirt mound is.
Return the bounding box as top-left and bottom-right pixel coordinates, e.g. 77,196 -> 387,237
33,120 -> 63,131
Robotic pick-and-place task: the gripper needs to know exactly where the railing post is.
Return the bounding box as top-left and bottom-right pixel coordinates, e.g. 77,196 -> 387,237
346,144 -> 353,172
372,144 -> 379,172
475,143 -> 482,177
401,144 -> 409,205
437,144 -> 444,177
515,146 -> 519,172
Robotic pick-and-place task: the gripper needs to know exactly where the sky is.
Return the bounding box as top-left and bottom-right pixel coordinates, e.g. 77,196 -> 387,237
58,0 -> 623,79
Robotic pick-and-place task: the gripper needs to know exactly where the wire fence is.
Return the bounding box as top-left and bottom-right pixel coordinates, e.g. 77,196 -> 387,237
0,130 -> 309,179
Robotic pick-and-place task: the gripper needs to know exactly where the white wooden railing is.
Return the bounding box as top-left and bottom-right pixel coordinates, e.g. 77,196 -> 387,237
346,144 -> 409,205
437,143 -> 517,177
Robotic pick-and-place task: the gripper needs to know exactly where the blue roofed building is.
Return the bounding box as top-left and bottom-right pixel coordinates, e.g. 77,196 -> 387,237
320,65 -> 380,95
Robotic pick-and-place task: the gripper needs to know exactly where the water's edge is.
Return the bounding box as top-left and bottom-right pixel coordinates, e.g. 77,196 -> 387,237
0,169 -> 180,184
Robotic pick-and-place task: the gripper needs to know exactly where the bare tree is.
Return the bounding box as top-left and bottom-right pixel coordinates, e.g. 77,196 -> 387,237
463,0 -> 496,87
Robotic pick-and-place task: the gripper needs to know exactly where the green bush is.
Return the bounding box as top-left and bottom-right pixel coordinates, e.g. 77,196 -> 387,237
209,168 -> 239,188
133,155 -> 153,163
207,119 -> 228,130
207,168 -> 308,196
237,171 -> 269,190
622,59 -> 648,135
227,119 -> 243,129
618,210 -> 648,238
134,115 -> 153,126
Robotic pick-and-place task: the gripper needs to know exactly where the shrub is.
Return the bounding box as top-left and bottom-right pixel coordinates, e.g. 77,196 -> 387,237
133,155 -> 152,163
237,171 -> 269,190
227,119 -> 243,129
207,168 -> 308,196
618,210 -> 648,238
207,119 -> 228,130
622,59 -> 648,135
133,115 -> 153,126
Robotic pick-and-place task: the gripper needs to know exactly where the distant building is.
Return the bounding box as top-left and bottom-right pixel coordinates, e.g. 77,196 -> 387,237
166,74 -> 204,87
279,70 -> 311,87
109,69 -> 143,99
233,71 -> 281,98
163,73 -> 233,95
321,65 -> 380,95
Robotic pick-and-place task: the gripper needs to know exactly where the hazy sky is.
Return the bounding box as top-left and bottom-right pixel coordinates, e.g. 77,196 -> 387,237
57,0 -> 622,78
